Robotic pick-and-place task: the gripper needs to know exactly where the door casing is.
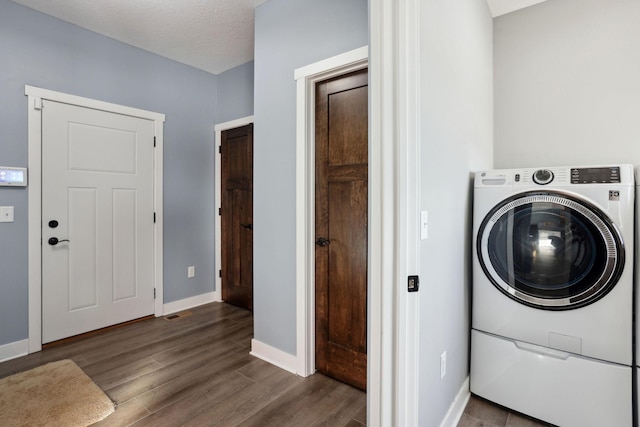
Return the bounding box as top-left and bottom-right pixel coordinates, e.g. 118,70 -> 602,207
25,85 -> 165,353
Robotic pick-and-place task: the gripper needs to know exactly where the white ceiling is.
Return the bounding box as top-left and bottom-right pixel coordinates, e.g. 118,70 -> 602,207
11,0 -> 268,75
11,0 -> 551,76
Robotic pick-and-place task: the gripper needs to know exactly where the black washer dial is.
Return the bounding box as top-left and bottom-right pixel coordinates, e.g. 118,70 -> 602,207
533,169 -> 554,185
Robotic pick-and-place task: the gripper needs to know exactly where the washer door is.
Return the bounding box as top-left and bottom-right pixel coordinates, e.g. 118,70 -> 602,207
477,191 -> 625,310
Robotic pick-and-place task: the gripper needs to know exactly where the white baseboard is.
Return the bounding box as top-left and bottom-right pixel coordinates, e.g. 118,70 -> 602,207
440,376 -> 471,427
250,339 -> 298,374
0,339 -> 29,363
163,291 -> 219,316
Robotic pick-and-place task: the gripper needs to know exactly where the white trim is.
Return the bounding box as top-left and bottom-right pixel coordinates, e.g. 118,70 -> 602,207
153,120 -> 165,317
250,339 -> 298,374
369,0 -> 400,425
0,339 -> 29,363
293,47 -> 368,379
25,86 -> 165,122
27,91 -> 43,354
25,85 -> 165,353
396,0 -> 422,425
163,292 -> 218,315
294,46 -> 369,81
214,116 -> 255,304
439,377 -> 471,427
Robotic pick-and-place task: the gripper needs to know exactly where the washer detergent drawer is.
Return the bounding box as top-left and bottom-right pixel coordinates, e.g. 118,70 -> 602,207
470,329 -> 632,427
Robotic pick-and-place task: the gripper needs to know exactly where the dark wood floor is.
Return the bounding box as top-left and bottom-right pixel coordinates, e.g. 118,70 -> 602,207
458,395 -> 554,427
0,302 -> 366,426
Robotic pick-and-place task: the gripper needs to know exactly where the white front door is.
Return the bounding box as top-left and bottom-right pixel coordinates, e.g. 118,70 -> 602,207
42,100 -> 156,343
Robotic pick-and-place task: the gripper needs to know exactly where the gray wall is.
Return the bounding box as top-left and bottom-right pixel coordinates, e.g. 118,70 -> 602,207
0,0 -> 218,346
216,61 -> 254,124
417,1 -> 494,425
253,0 -> 368,354
494,0 -> 640,168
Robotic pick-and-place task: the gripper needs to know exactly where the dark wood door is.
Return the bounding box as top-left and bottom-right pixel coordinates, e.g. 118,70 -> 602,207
221,124 -> 253,311
315,69 -> 368,391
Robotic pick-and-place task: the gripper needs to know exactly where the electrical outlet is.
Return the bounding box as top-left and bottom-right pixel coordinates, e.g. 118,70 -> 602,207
187,266 -> 195,278
440,351 -> 446,379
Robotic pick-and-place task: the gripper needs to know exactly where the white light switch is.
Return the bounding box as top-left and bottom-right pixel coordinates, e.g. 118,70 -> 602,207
187,266 -> 195,278
420,210 -> 428,240
0,206 -> 14,223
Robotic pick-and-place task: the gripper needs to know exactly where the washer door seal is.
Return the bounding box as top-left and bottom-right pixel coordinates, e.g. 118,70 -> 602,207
477,191 -> 625,310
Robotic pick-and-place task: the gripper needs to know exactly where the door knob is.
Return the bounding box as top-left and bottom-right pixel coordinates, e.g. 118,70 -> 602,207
315,237 -> 331,247
241,223 -> 253,230
48,237 -> 70,245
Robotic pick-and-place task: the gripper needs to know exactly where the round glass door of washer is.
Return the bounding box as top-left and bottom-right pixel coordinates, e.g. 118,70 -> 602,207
476,191 -> 625,310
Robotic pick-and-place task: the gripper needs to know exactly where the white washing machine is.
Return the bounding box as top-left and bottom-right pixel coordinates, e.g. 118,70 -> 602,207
471,165 -> 634,427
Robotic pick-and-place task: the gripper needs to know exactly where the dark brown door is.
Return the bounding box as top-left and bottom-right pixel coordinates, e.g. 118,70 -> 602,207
315,69 -> 368,391
221,124 -> 253,311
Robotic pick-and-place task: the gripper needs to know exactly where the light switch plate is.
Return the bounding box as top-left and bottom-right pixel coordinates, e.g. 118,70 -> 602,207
0,206 -> 14,223
420,210 -> 428,240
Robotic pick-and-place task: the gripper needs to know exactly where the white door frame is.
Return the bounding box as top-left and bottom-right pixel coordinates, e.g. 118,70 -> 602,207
25,85 -> 165,353
368,0 -> 422,425
214,116 -> 255,303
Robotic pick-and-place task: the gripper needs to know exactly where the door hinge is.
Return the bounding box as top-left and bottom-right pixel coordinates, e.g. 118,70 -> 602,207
153,212 -> 156,223
218,145 -> 222,154
154,136 -> 157,147
154,288 -> 156,299
218,208 -> 222,216
34,97 -> 43,110
219,269 -> 222,278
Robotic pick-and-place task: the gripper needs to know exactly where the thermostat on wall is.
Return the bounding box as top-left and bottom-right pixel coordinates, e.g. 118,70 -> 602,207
0,167 -> 28,186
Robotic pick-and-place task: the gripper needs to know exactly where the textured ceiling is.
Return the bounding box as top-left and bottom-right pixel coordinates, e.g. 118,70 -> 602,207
10,0 -> 268,75
11,0 -> 551,75
486,0 -> 551,17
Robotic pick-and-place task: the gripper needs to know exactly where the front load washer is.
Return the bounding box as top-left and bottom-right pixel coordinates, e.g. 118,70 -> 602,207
471,165 -> 634,427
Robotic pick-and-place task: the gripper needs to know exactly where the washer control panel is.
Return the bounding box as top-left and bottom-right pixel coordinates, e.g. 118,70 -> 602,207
570,167 -> 620,184
476,165 -> 631,187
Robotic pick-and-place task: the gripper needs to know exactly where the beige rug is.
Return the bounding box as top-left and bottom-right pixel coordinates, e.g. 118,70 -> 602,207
0,359 -> 114,427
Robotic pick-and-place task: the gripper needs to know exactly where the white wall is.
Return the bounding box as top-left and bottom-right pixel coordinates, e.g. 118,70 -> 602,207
494,0 -> 640,168
417,0 -> 494,425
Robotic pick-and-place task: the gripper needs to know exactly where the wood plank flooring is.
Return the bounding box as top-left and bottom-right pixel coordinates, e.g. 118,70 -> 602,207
0,302 -> 366,426
457,395 -> 555,427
